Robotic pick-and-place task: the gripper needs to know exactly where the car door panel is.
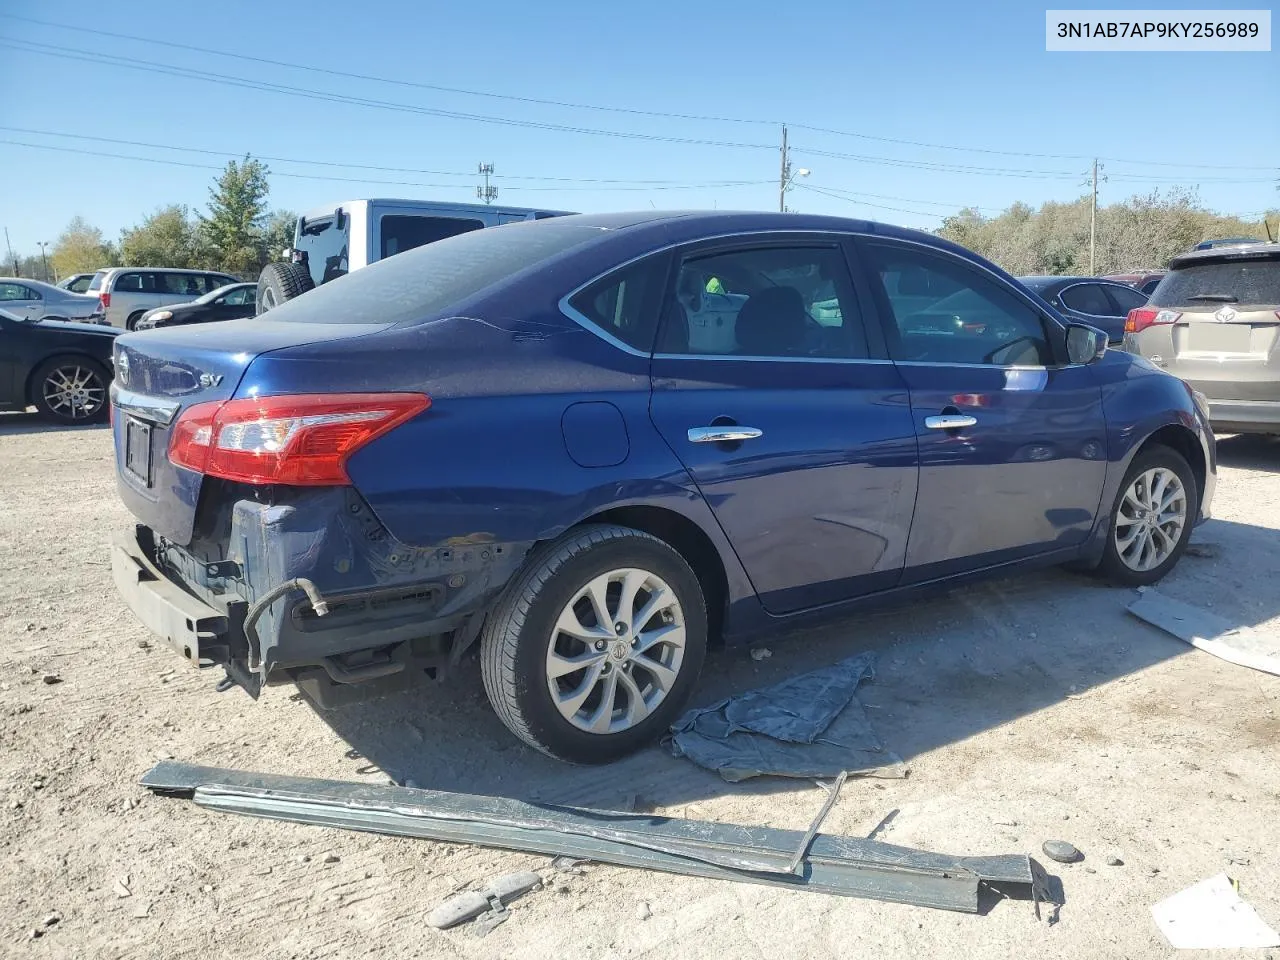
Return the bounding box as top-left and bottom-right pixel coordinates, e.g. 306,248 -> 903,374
646,237 -> 920,614
893,363 -> 1107,580
857,238 -> 1108,581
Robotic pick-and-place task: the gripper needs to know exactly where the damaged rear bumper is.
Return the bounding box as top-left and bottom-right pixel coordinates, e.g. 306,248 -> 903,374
111,527 -> 238,668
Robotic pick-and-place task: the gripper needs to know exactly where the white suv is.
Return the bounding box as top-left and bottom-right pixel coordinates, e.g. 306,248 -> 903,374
88,268 -> 240,329
256,198 -> 571,311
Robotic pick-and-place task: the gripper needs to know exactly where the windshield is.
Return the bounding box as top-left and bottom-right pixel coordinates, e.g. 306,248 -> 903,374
1152,258 -> 1280,309
264,220 -> 606,325
194,284 -> 239,305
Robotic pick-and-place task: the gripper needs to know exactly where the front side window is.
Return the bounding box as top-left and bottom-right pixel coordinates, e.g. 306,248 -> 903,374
661,245 -> 868,359
66,275 -> 93,293
1060,283 -> 1114,316
867,243 -> 1050,366
223,287 -> 254,305
380,215 -> 484,259
159,273 -> 204,296
566,255 -> 668,352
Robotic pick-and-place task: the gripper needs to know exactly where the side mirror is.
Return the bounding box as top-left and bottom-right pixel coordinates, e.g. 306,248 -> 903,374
1066,323 -> 1107,364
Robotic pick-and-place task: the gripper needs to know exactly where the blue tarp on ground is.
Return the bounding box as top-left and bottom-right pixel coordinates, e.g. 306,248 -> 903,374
666,652 -> 907,782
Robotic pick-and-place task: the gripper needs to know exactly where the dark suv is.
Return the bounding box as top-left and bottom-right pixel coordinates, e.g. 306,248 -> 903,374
1124,242 -> 1280,434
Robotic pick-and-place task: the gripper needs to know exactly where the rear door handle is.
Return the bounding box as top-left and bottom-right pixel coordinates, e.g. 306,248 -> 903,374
688,426 -> 763,443
924,414 -> 977,430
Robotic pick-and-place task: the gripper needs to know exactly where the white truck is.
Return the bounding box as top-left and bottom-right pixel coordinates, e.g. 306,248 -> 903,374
257,198 -> 572,312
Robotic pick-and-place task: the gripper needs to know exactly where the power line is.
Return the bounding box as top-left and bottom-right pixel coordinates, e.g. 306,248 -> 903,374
0,139 -> 770,193
0,38 -> 776,151
0,125 -> 761,186
795,145 -> 1276,184
0,12 -> 777,128
795,183 -> 946,220
6,13 -> 1275,174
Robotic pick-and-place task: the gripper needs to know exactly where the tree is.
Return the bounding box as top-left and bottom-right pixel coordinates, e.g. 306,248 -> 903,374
263,209 -> 298,262
51,217 -> 116,276
936,190 -> 1272,275
119,205 -> 204,268
200,157 -> 270,277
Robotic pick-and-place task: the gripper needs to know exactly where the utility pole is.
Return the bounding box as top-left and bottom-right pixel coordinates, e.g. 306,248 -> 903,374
38,241 -> 51,282
778,125 -> 789,213
1087,158 -> 1106,274
476,163 -> 498,205
3,227 -> 16,276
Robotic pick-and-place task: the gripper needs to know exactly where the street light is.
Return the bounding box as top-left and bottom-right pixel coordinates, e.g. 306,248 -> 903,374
780,166 -> 811,212
37,242 -> 52,283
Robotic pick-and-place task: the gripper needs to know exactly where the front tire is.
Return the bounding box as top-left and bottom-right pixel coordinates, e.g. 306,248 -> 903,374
481,525 -> 707,763
31,356 -> 110,424
1096,444 -> 1197,586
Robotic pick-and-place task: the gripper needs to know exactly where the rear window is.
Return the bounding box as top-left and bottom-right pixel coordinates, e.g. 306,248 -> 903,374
264,220 -> 605,325
87,271 -> 106,293
1152,257 -> 1280,309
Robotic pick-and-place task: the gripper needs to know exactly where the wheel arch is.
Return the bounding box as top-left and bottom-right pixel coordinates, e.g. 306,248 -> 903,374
574,504 -> 730,645
1135,422 -> 1207,506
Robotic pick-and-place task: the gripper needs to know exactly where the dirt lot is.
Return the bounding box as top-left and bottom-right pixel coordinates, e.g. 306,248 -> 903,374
2,414 -> 1279,960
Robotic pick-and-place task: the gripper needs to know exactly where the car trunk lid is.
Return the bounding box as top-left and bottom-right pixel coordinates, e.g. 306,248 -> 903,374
111,319 -> 390,545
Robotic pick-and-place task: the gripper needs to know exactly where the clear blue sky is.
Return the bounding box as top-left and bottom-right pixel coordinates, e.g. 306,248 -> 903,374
0,0 -> 1276,257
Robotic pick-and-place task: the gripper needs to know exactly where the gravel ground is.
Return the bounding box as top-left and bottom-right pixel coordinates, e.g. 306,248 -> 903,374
2,413 -> 1279,959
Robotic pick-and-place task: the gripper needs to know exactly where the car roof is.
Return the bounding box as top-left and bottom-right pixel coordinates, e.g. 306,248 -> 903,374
101,267 -> 231,274
299,198 -> 576,221
1169,242 -> 1280,269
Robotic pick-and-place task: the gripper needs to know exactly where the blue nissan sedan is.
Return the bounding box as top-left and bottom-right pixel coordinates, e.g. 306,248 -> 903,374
109,212 -> 1216,763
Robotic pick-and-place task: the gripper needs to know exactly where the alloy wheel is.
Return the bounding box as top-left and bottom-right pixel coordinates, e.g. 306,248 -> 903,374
42,364 -> 106,420
545,567 -> 686,735
1114,467 -> 1187,572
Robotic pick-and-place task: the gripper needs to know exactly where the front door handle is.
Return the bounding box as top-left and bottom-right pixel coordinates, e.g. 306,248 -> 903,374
924,414 -> 977,430
688,425 -> 763,443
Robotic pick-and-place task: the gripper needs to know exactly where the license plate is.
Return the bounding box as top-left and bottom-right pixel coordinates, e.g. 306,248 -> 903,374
125,418 -> 153,485
1188,323 -> 1251,353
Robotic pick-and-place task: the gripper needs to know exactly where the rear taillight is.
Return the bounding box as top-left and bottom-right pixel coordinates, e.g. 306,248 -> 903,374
168,393 -> 430,486
99,292 -> 111,309
1125,307 -> 1182,334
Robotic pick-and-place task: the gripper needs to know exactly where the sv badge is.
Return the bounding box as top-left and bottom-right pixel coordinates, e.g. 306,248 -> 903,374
198,373 -> 224,388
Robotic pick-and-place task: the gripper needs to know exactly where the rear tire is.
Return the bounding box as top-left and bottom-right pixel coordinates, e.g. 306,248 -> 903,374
257,262 -> 315,314
481,525 -> 707,763
30,355 -> 110,425
1095,444 -> 1198,586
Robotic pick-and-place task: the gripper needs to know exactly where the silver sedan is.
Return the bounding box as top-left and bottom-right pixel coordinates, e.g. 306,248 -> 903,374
0,277 -> 107,324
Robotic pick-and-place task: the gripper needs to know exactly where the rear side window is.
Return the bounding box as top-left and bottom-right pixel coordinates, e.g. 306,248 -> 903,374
380,215 -> 484,259
1060,283 -> 1114,315
1104,284 -> 1147,314
1152,258 -> 1280,308
113,272 -> 147,292
87,271 -> 106,292
264,220 -> 605,325
568,255 -> 669,352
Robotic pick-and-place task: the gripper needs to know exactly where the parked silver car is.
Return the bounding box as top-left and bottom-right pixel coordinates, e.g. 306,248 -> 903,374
0,277 -> 106,324
87,267 -> 239,329
1123,242 -> 1280,434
